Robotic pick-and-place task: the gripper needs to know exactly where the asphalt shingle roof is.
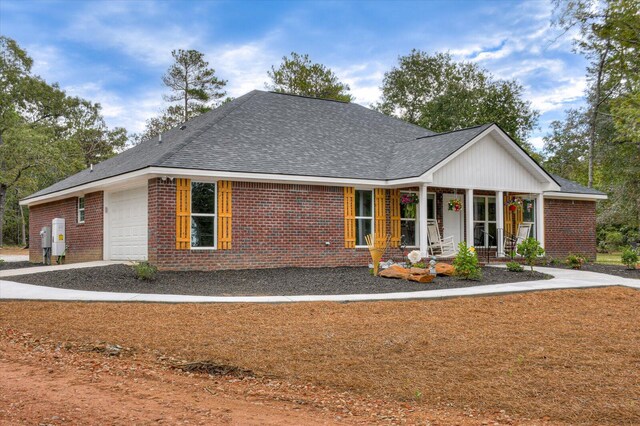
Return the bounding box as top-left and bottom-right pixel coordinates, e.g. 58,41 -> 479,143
550,174 -> 607,195
24,90 -> 601,200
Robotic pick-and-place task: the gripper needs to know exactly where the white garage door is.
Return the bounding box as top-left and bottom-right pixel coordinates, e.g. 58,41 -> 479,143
108,186 -> 148,261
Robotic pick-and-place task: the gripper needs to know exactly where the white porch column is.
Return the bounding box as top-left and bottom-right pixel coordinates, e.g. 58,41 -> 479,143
496,191 -> 504,257
536,192 -> 545,248
465,189 -> 474,247
419,183 -> 429,257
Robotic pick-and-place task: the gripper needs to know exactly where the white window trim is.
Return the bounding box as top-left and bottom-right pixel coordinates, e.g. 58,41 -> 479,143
355,189 -> 374,248
400,191 -> 436,248
190,181 -> 218,250
473,196 -> 497,248
77,196 -> 85,224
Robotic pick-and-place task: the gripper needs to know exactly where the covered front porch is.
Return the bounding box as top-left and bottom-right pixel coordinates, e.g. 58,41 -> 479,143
393,186 -> 545,260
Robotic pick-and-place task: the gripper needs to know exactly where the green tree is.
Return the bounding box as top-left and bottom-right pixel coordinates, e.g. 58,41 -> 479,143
551,0 -> 639,234
135,49 -> 227,143
543,108 -> 590,184
267,52 -> 354,102
0,36 -> 125,246
162,49 -> 227,123
375,50 -> 539,153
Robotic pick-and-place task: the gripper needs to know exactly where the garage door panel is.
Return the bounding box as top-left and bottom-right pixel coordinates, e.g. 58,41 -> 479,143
109,186 -> 148,261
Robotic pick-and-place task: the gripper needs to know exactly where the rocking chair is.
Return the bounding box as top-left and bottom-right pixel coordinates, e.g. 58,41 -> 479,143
505,222 -> 533,256
426,223 -> 458,258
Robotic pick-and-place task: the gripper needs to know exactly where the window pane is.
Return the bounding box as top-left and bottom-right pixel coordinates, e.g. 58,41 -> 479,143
355,190 -> 372,217
401,220 -> 416,246
192,182 -> 216,214
356,218 -> 372,246
78,197 -> 85,209
488,197 -> 496,221
191,216 -> 215,247
488,222 -> 497,247
79,210 -> 85,223
523,199 -> 536,239
427,194 -> 435,220
400,192 -> 418,219
523,199 -> 535,222
473,223 -> 485,246
474,197 -> 486,221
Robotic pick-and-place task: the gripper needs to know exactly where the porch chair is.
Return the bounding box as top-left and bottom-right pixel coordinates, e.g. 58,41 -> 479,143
505,222 -> 533,256
426,223 -> 458,258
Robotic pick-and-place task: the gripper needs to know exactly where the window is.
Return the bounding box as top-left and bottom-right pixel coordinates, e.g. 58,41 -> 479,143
399,191 -> 435,247
77,197 -> 85,224
355,190 -> 373,246
191,182 -> 217,248
473,196 -> 496,247
522,198 -> 536,239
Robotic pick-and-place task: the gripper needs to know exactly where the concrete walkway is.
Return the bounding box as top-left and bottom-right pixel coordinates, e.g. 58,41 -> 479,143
0,263 -> 637,303
0,254 -> 29,263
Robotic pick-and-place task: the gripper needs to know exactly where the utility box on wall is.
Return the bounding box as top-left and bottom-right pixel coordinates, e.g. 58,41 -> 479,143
52,218 -> 66,256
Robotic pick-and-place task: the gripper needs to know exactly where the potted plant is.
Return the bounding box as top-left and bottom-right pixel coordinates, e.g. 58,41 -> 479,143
507,197 -> 523,212
448,198 -> 462,212
401,193 -> 419,218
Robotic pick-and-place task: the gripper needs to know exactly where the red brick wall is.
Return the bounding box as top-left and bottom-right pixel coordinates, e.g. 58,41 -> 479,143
148,179 -> 374,271
28,192 -> 103,263
544,198 -> 597,260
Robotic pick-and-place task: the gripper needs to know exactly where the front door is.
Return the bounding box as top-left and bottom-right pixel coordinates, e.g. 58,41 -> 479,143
442,193 -> 464,246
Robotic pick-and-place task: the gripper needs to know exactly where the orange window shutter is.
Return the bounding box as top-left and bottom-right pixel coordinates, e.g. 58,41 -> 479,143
175,178 -> 191,250
344,187 -> 356,248
374,188 -> 386,242
389,189 -> 401,247
217,180 -> 232,250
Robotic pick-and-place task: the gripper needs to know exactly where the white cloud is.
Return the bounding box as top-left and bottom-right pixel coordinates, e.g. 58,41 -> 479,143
334,62 -> 386,106
529,136 -> 545,150
64,82 -> 165,133
527,77 -> 587,113
207,41 -> 278,97
65,1 -> 201,67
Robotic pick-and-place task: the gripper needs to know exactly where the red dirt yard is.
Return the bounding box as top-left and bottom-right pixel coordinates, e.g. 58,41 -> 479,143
1,286 -> 639,425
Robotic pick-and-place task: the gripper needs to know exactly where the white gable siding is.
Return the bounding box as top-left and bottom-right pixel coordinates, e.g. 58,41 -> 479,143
431,134 -> 544,192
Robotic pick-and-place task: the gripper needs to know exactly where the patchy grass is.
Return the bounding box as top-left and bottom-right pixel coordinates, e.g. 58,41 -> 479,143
1,287 -> 639,425
0,245 -> 28,256
596,252 -> 623,265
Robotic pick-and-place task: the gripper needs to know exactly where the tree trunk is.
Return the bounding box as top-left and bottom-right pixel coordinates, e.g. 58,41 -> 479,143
587,47 -> 610,188
0,184 -> 6,247
19,202 -> 27,247
184,76 -> 189,123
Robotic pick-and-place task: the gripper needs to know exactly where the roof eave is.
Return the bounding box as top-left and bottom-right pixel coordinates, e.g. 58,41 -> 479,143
543,191 -> 608,201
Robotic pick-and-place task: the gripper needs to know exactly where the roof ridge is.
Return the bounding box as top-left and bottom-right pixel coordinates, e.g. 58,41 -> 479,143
153,91 -> 260,167
266,90 -> 349,103
414,123 -> 491,140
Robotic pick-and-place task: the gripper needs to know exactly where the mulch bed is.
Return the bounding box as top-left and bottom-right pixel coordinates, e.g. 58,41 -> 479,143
544,262 -> 640,279
10,264 -> 552,296
0,261 -> 39,271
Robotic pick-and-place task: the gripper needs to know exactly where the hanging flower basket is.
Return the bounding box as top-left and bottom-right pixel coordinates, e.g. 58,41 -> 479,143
507,197 -> 524,212
400,193 -> 419,218
448,198 -> 462,212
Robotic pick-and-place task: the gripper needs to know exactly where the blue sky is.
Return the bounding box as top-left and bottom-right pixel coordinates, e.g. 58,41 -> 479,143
0,0 -> 588,151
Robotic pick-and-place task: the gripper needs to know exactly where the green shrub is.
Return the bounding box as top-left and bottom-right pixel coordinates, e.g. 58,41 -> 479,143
621,247 -> 639,270
605,231 -> 624,251
565,254 -> 586,270
132,262 -> 158,281
516,238 -> 545,273
506,261 -> 524,272
453,242 -> 482,280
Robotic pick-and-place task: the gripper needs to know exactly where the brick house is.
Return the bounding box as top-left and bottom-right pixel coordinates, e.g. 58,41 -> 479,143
21,90 -> 606,270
